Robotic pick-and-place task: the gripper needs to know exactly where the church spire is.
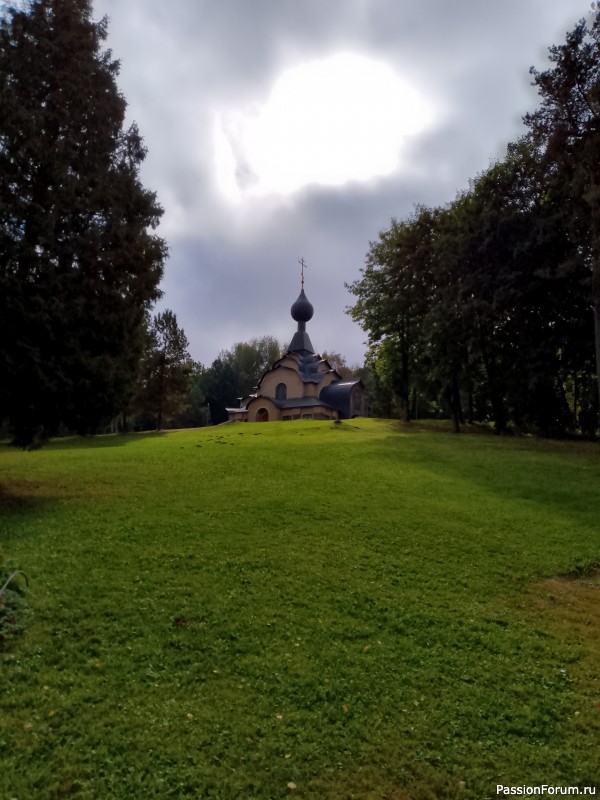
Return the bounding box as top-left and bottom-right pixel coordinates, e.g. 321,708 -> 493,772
288,258 -> 314,353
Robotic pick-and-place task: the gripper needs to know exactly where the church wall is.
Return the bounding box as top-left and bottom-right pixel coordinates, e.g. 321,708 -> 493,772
260,366 -> 304,399
246,397 -> 281,423
279,404 -> 337,421
319,372 -> 338,390
260,361 -> 341,399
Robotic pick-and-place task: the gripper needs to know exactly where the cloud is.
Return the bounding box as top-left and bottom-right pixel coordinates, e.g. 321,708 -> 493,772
93,0 -> 586,369
213,53 -> 433,198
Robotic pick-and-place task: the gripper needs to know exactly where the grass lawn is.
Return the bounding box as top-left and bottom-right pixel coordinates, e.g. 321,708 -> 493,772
1,419 -> 599,799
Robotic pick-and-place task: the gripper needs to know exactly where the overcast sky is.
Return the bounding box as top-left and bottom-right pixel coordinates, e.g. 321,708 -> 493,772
92,0 -> 594,368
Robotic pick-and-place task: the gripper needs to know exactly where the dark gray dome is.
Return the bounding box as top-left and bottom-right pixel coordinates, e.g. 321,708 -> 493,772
291,289 -> 314,323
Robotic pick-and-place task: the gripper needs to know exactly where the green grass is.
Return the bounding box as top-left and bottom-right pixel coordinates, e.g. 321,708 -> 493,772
1,419 -> 599,799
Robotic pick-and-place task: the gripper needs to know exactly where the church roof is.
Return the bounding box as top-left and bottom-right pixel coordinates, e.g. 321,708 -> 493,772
319,379 -> 364,419
288,329 -> 314,354
286,352 -> 332,383
290,289 -> 314,323
288,286 -> 315,355
272,396 -> 327,410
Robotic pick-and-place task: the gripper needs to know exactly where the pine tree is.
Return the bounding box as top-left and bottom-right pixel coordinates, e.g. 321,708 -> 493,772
0,0 -> 166,446
134,310 -> 192,430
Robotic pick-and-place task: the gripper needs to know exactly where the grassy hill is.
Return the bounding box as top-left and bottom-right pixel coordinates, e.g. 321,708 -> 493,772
1,419 -> 599,799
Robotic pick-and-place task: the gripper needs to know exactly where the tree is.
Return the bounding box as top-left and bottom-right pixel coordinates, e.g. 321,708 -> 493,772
524,16 -> 600,407
347,206 -> 438,422
168,362 -> 210,429
192,337 -> 284,426
220,336 -> 283,398
347,142 -> 595,435
0,0 -> 166,446
320,351 -> 354,378
347,22 -> 600,437
201,357 -> 239,425
134,310 -> 192,430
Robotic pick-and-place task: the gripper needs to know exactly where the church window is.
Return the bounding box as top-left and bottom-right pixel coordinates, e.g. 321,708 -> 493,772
276,383 -> 287,400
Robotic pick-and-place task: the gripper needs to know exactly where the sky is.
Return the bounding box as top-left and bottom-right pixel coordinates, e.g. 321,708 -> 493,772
92,0 -> 596,368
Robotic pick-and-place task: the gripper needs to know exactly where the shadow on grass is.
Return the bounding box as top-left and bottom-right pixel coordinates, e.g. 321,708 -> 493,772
374,427 -> 600,523
36,429 -> 170,450
0,479 -> 60,516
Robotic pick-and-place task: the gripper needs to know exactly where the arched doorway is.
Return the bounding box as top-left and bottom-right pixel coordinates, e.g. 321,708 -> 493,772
256,408 -> 269,422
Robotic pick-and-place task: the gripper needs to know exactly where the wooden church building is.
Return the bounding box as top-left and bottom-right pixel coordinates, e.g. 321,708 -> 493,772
226,281 -> 364,423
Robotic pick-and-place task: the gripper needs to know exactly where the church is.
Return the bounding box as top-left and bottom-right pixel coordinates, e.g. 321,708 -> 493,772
226,276 -> 365,423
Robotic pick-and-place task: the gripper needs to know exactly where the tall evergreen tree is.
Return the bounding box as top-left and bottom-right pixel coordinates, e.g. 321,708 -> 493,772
0,0 -> 166,446
134,310 -> 192,430
524,16 -> 600,406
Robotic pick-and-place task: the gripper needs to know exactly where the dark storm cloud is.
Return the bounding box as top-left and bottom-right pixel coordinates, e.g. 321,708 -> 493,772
93,0 -> 588,368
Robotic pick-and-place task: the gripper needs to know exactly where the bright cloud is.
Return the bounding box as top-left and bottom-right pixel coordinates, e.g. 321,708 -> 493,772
214,52 -> 432,198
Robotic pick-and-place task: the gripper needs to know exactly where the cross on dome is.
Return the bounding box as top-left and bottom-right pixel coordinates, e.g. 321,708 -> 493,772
298,256 -> 307,290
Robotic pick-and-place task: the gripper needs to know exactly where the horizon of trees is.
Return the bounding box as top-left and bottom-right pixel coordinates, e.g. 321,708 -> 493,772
2,4 -> 598,443
347,15 -> 600,437
124,331 -> 369,431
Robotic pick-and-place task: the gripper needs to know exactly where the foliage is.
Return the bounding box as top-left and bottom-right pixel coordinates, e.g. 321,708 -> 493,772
132,310 -> 193,430
200,336 -> 284,423
0,422 -> 599,797
348,139 -> 596,436
524,15 -> 600,404
348,18 -> 600,437
219,335 -> 284,395
0,0 -> 166,447
167,361 -> 210,429
199,356 -> 239,424
320,351 -> 354,378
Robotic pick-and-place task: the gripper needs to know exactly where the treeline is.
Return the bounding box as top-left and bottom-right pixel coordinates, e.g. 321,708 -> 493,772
126,321 -> 285,431
347,17 -> 600,436
128,320 -> 364,431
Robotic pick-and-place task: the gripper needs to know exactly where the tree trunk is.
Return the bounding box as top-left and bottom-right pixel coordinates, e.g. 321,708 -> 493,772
467,382 -> 474,425
452,369 -> 461,433
412,388 -> 419,421
594,301 -> 600,415
398,314 -> 410,423
401,344 -> 410,422
481,345 -> 507,433
590,177 -> 600,427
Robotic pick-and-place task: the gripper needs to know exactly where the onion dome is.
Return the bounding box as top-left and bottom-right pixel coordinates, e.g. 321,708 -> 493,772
291,289 -> 314,323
